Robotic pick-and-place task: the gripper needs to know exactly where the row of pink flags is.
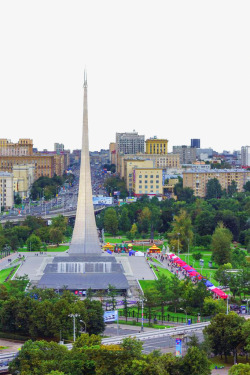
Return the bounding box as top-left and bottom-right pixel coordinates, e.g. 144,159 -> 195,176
168,253 -> 228,299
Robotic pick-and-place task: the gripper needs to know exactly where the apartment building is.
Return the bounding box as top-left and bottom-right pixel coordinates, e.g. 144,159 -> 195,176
241,146 -> 250,167
133,168 -> 163,196
173,145 -> 196,164
0,172 -> 14,208
13,164 -> 35,198
183,169 -> 250,197
0,138 -> 33,156
145,137 -> 168,154
124,159 -> 154,191
116,131 -> 145,155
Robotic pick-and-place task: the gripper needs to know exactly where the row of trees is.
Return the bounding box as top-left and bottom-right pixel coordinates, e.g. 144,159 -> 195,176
30,173 -> 75,201
0,215 -> 72,251
132,274 -> 226,321
9,335 -> 212,375
97,185 -> 250,251
0,285 -> 105,339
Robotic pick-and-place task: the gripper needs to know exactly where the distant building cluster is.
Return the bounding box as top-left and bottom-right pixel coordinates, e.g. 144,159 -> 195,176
109,132 -> 250,199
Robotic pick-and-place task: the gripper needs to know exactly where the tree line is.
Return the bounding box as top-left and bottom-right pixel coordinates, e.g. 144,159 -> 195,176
0,215 -> 72,251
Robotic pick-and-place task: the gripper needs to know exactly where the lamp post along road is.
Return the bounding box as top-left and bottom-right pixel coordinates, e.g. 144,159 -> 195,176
69,314 -> 80,342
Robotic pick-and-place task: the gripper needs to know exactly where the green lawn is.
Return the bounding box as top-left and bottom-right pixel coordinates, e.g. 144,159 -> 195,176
139,280 -> 155,292
0,267 -> 16,283
18,245 -> 69,252
154,266 -> 174,279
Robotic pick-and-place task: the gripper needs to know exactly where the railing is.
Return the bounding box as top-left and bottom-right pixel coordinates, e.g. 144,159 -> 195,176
118,310 -> 210,324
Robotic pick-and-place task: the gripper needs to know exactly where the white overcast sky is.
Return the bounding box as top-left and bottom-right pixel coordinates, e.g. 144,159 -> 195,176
0,1 -> 249,153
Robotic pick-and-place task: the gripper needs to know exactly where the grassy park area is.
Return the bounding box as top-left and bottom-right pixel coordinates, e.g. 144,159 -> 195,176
0,267 -> 15,283
17,245 -> 69,252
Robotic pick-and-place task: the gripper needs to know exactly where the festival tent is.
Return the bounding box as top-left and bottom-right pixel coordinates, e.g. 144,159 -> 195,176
173,258 -> 181,263
205,280 -> 214,287
135,251 -> 144,257
183,265 -> 193,271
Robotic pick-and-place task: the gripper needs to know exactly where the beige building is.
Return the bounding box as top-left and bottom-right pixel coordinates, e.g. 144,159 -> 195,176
0,172 -> 14,209
117,153 -> 180,178
0,152 -> 69,180
0,155 -> 55,179
183,169 -> 250,197
124,159 -> 154,191
0,138 -> 33,156
133,168 -> 163,196
109,142 -> 116,165
13,164 -> 35,198
145,137 -> 168,154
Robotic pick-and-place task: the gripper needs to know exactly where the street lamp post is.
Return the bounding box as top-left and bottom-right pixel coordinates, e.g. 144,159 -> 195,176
69,313 -> 80,342
226,294 -> 231,315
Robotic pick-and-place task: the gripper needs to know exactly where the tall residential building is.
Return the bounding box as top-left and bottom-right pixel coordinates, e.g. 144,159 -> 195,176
0,172 -> 14,208
116,131 -> 145,155
124,159 -> 154,191
145,137 -> 168,154
173,145 -> 196,164
0,138 -> 33,156
241,146 -> 250,167
191,139 -> 200,148
133,168 -> 163,196
13,164 -> 35,198
183,169 -> 250,197
109,142 -> 116,165
54,143 -> 64,153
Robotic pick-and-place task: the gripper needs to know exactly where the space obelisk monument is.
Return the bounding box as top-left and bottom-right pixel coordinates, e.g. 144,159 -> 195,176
69,71 -> 101,255
37,72 -> 129,292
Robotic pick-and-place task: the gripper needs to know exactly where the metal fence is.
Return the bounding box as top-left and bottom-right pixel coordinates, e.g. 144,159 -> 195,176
118,310 -> 210,324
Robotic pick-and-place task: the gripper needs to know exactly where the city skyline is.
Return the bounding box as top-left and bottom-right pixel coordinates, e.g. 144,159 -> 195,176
0,1 -> 249,153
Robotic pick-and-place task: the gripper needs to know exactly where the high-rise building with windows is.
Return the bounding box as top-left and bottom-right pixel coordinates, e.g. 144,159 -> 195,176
145,137 -> 168,154
173,145 -> 196,164
241,146 -> 250,167
0,139 -> 33,156
191,139 -> 200,148
116,131 -> 145,155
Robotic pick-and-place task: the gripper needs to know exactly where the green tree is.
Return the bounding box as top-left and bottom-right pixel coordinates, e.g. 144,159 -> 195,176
211,224 -> 233,265
49,227 -> 64,246
168,209 -> 193,253
181,346 -> 211,375
206,178 -> 222,199
26,234 -> 42,252
138,206 -> 151,233
168,276 -> 182,313
243,181 -> 250,192
229,363 -> 250,375
121,337 -> 143,358
128,223 -> 138,240
155,274 -> 170,322
104,208 -> 118,235
118,208 -> 131,232
228,180 -> 238,197
202,297 -> 227,316
204,312 -> 244,363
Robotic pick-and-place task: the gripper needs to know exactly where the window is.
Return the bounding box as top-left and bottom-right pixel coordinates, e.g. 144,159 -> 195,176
156,185 -> 159,188
151,185 -> 153,189
150,175 -> 153,178
139,180 -> 142,183
139,185 -> 142,189
144,175 -> 148,178
150,180 -> 153,183
156,180 -> 159,183
139,175 -> 142,178
145,185 -> 148,189
145,180 -> 148,183
156,175 -> 159,178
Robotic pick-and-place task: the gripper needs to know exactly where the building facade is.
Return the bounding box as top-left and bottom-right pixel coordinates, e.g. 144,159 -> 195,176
0,138 -> 33,156
54,143 -> 64,153
0,172 -> 14,208
145,137 -> 168,154
191,139 -> 200,148
133,168 -> 163,196
117,153 -> 180,177
124,159 -> 154,191
13,164 -> 35,198
173,145 -> 197,164
116,131 -> 145,155
241,146 -> 250,167
183,169 -> 250,197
